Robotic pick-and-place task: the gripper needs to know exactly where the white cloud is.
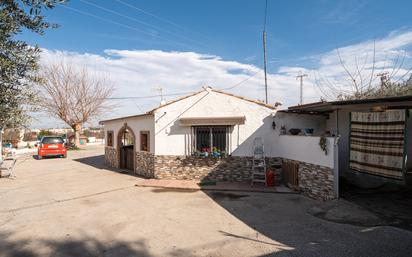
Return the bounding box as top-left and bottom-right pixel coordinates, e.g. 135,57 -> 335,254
38,49 -> 278,128
34,30 -> 412,128
288,30 -> 412,101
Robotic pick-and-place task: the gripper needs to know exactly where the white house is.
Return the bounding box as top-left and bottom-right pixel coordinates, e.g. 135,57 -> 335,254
101,86 -> 338,200
100,86 -> 280,179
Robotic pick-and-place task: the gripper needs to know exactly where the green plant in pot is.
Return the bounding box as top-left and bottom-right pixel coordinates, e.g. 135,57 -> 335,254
319,136 -> 328,155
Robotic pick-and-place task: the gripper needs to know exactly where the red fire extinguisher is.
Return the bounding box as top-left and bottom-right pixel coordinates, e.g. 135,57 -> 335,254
266,169 -> 275,187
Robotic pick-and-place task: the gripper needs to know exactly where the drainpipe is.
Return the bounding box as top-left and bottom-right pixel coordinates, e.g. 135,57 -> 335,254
334,109 -> 340,198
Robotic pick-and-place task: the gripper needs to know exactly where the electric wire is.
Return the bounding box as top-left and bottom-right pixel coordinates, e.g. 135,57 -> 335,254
114,0 -> 211,41
60,4 -> 196,49
79,0 -> 207,48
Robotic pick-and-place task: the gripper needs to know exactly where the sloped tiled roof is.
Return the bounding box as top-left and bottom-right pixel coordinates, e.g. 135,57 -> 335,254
148,86 -> 276,113
100,86 -> 275,123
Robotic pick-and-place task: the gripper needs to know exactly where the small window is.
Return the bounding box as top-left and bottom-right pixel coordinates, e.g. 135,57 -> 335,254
107,131 -> 113,147
140,131 -> 150,151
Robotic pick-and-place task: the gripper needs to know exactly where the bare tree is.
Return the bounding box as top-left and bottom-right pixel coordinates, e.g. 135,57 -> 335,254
314,41 -> 412,100
39,61 -> 112,146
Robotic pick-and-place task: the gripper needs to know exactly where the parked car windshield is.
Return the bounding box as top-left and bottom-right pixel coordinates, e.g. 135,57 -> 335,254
41,137 -> 64,144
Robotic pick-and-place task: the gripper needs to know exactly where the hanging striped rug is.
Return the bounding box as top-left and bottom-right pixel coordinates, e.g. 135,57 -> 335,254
349,110 -> 406,180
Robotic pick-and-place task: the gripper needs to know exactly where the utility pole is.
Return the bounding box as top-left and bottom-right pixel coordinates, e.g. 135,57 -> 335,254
377,72 -> 389,88
153,86 -> 165,105
262,0 -> 268,104
296,72 -> 307,105
263,31 -> 268,104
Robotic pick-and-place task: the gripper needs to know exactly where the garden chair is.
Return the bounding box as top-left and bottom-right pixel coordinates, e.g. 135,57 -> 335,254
0,158 -> 17,179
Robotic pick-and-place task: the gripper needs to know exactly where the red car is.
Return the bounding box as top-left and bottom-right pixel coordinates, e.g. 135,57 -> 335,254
37,136 -> 67,159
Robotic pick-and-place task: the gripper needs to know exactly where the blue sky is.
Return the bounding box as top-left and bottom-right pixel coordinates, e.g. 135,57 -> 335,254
20,0 -> 412,128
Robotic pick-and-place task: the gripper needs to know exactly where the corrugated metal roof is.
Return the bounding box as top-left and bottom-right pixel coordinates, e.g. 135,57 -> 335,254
286,95 -> 412,113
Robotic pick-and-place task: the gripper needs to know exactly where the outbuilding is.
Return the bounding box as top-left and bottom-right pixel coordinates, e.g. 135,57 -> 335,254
283,95 -> 412,198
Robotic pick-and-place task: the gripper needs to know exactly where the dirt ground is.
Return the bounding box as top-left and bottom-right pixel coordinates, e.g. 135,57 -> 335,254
1,146 -> 411,257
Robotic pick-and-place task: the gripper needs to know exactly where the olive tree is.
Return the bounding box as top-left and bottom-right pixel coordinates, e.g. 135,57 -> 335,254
0,0 -> 65,161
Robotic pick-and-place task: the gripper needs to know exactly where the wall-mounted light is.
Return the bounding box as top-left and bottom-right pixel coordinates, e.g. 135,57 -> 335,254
272,121 -> 276,130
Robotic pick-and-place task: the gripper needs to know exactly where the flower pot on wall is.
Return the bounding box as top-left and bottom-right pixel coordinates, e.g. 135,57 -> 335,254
304,128 -> 314,136
289,128 -> 301,135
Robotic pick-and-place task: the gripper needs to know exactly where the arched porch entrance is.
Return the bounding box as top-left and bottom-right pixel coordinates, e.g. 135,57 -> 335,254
117,124 -> 135,171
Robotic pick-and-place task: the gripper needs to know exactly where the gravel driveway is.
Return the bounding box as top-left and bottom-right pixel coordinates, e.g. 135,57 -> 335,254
0,146 -> 411,257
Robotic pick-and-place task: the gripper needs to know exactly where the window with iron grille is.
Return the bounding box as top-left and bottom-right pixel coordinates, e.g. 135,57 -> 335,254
192,126 -> 229,156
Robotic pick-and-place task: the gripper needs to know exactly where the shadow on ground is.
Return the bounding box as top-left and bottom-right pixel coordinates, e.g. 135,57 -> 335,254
0,231 -> 204,257
71,154 -> 412,256
340,180 -> 412,231
202,191 -> 412,257
73,155 -> 131,175
0,232 -> 152,257
31,155 -> 65,160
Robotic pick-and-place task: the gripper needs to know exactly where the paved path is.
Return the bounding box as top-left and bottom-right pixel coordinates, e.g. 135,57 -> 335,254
0,146 -> 411,257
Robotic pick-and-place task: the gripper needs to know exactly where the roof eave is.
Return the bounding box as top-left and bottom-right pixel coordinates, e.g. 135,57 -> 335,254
99,113 -> 153,124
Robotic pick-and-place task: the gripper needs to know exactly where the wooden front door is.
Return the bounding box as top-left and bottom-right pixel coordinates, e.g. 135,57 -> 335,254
119,127 -> 135,171
120,145 -> 134,170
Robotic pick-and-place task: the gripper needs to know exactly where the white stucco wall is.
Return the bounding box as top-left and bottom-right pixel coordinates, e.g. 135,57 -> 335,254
274,112 -> 327,136
101,89 -> 336,168
262,111 -> 335,167
153,89 -> 275,156
103,115 -> 155,152
277,135 -> 335,168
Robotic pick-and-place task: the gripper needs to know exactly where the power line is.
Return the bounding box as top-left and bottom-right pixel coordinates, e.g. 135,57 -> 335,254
79,0 -> 206,48
114,0 -> 209,41
105,91 -> 196,100
60,4 -> 195,49
61,5 -> 152,37
221,70 -> 262,90
105,70 -> 262,100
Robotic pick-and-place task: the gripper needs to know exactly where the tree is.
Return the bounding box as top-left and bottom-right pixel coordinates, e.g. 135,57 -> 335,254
37,129 -> 54,140
0,0 -> 65,160
3,128 -> 21,147
39,61 -> 112,146
314,41 -> 412,100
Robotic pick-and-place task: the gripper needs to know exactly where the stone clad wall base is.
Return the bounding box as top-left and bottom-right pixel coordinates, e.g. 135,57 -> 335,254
153,155 -> 282,183
104,149 -> 334,200
282,158 -> 335,200
282,157 -> 335,200
298,162 -> 335,200
135,151 -> 155,178
105,147 -> 118,168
